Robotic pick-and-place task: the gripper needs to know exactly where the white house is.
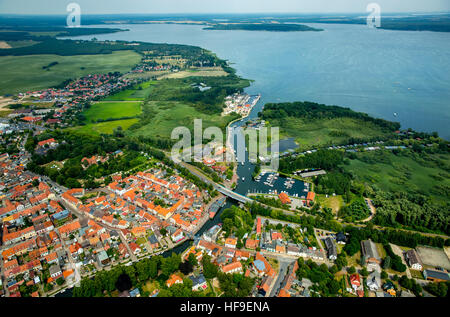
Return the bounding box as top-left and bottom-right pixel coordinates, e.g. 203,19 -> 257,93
366,270 -> 381,291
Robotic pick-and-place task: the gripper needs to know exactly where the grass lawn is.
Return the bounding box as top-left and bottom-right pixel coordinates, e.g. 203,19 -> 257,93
73,73 -> 246,140
347,251 -> 361,268
375,243 -> 387,259
410,270 -> 424,280
0,50 -> 142,95
316,194 -> 344,213
143,280 -> 160,294
268,258 -> 279,272
136,237 -> 147,246
344,151 -> 450,202
83,101 -> 142,123
268,116 -> 392,151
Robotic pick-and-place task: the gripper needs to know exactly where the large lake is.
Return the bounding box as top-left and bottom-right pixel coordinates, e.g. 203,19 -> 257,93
69,23 -> 450,139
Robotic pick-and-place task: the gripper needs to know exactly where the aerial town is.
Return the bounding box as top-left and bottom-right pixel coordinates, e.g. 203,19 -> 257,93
0,8 -> 449,305
0,45 -> 449,300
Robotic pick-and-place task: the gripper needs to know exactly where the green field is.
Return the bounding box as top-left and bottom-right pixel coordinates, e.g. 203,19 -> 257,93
83,101 -> 142,123
344,151 -> 450,202
103,81 -> 157,101
125,78 -> 243,139
130,100 -> 236,139
0,50 -> 142,95
73,74 -> 247,138
316,194 -> 344,213
268,117 -> 392,150
73,118 -> 140,135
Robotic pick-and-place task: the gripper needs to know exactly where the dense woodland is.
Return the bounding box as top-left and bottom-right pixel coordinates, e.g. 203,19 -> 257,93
279,149 -> 344,174
372,191 -> 449,235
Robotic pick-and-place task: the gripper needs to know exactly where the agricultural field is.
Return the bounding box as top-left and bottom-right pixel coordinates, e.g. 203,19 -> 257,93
72,118 -> 139,135
269,116 -> 392,150
0,50 -> 142,95
83,101 -> 142,123
344,151 -> 450,202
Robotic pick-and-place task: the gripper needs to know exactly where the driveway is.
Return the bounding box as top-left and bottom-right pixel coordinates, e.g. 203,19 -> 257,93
362,199 -> 376,222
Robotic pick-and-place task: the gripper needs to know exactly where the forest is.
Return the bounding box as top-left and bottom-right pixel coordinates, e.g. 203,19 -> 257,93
279,149 -> 345,174
372,190 -> 449,235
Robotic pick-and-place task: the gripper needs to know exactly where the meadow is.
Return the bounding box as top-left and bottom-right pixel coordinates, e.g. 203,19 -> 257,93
344,151 -> 450,202
103,81 -> 157,101
83,101 -> 142,123
316,194 -> 344,214
129,100 -> 236,139
269,116 -> 392,150
72,118 -> 140,135
75,69 -> 247,138
0,50 -> 142,95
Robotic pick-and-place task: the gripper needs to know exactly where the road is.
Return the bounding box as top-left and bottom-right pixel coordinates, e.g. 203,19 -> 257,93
362,198 -> 377,223
268,257 -> 295,297
53,226 -> 81,289
59,198 -> 138,262
0,258 -> 8,297
177,160 -> 252,204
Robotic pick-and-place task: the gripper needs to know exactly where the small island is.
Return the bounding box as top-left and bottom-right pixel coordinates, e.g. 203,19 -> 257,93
204,23 -> 323,32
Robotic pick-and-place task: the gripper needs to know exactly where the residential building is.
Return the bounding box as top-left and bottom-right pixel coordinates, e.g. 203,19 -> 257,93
423,269 -> 450,282
324,237 -> 337,260
404,249 -> 423,271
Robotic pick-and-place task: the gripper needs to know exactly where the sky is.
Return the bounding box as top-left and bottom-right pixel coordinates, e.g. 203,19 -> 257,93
0,0 -> 449,15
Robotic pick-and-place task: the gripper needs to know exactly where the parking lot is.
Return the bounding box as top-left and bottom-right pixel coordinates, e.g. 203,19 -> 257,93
416,246 -> 450,270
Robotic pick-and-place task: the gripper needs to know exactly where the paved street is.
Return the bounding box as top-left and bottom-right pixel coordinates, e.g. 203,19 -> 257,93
268,257 -> 295,297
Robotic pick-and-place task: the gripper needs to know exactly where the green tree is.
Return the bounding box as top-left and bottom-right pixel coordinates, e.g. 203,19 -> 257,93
202,255 -> 218,279
187,253 -> 198,267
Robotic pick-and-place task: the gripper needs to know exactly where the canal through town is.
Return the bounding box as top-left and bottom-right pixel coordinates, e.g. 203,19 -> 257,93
56,75 -> 309,299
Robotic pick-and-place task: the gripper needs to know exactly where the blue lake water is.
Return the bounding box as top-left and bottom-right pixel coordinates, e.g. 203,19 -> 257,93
69,23 -> 450,139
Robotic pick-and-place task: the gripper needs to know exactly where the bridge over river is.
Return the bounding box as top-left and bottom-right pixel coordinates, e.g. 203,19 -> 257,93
176,160 -> 253,204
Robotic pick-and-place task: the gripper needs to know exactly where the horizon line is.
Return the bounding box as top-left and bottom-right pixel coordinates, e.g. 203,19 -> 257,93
1,11 -> 450,16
